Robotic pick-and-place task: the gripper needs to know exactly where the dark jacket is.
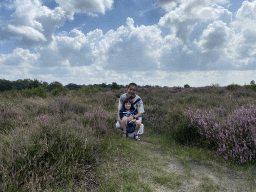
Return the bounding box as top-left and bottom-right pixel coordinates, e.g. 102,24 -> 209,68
119,107 -> 138,133
119,107 -> 138,120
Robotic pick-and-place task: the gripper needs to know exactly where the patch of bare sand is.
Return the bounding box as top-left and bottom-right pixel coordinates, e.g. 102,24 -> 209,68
140,141 -> 256,192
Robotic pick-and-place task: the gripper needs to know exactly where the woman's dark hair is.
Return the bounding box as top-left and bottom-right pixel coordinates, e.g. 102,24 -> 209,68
122,97 -> 134,110
127,83 -> 138,89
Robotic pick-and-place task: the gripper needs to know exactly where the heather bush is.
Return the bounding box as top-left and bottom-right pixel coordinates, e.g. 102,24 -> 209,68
225,84 -> 242,91
186,105 -> 256,165
170,86 -> 182,93
0,114 -> 97,191
48,97 -> 87,115
82,106 -> 113,136
0,107 -> 24,133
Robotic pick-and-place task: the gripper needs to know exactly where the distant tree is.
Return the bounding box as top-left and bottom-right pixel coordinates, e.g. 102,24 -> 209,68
42,82 -> 49,89
23,79 -> 32,89
250,80 -> 255,85
65,83 -> 81,90
0,79 -> 13,92
101,82 -> 107,88
111,82 -> 120,90
47,81 -> 63,92
27,79 -> 42,89
184,84 -> 190,88
13,79 -> 26,90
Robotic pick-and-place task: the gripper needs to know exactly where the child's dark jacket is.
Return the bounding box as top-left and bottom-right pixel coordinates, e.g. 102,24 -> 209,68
119,107 -> 138,133
119,107 -> 138,119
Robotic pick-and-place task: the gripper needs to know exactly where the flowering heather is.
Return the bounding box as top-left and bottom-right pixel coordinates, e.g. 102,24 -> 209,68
0,107 -> 24,132
186,104 -> 256,165
48,98 -> 87,115
83,106 -> 113,136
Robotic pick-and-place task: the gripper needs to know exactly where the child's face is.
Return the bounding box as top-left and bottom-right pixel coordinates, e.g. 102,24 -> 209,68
125,102 -> 131,110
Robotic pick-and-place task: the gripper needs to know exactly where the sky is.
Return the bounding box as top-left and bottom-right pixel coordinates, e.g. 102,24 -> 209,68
0,0 -> 256,87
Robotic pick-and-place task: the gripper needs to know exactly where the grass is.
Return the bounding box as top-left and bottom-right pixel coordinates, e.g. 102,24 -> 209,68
0,85 -> 256,191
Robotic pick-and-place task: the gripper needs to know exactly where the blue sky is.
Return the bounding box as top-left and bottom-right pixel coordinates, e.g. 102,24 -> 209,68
1,0 -> 256,87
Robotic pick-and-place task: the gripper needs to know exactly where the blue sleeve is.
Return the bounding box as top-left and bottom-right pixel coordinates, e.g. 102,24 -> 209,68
132,108 -> 138,115
119,109 -> 124,119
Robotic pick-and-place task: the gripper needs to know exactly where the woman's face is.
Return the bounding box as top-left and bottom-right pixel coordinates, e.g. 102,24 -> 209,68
127,85 -> 137,99
125,102 -> 131,110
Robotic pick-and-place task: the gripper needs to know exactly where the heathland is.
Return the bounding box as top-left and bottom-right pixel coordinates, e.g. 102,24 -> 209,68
0,84 -> 256,191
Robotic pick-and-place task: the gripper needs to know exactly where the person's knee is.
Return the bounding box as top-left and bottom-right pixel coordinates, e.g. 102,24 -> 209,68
122,117 -> 128,122
136,120 -> 141,126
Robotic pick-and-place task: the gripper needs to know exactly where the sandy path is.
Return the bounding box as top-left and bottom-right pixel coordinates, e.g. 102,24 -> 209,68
139,141 -> 256,192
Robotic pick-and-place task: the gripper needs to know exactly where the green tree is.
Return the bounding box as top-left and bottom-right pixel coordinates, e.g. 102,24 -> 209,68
47,81 -> 63,92
27,79 -> 42,89
101,82 -> 107,88
0,79 -> 13,92
65,83 -> 81,91
111,82 -> 120,90
184,84 -> 190,88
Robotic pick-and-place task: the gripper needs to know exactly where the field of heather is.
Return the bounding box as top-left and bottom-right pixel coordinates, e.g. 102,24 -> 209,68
0,84 -> 256,191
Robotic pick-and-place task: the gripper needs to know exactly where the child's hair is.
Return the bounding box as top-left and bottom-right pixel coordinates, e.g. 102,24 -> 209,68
122,97 -> 134,110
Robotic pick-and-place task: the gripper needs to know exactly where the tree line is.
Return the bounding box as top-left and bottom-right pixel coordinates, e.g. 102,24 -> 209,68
0,79 -> 169,93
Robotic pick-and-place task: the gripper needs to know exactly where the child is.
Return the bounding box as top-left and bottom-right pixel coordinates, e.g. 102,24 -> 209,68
119,97 -> 141,141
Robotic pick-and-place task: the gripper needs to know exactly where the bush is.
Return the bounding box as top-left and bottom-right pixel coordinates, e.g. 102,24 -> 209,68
186,105 -> 256,165
184,84 -> 190,88
51,88 -> 62,96
225,84 -> 241,91
110,82 -> 120,90
33,86 -> 47,98
21,88 -> 33,97
79,86 -> 99,93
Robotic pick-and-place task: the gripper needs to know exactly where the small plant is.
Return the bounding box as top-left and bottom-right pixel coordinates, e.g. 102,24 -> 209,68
184,84 -> 190,88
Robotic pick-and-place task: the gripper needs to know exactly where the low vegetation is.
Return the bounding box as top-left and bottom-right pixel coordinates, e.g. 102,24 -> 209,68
0,83 -> 256,191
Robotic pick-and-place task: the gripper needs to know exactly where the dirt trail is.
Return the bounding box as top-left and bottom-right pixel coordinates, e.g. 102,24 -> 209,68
139,140 -> 256,192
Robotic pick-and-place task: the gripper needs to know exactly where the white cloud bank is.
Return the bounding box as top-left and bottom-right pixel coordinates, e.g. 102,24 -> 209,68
1,0 -> 256,87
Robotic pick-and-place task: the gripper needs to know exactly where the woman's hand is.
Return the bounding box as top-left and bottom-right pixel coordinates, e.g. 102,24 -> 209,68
129,119 -> 136,124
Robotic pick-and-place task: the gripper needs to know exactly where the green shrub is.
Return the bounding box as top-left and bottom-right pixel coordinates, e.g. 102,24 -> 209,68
80,86 -> 99,93
10,86 -> 18,97
21,88 -> 33,97
33,86 -> 47,98
225,84 -> 241,91
51,88 -> 62,96
61,87 -> 69,96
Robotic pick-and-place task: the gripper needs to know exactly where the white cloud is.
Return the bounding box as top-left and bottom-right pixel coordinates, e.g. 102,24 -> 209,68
236,0 -> 256,21
0,48 -> 39,81
195,21 -> 231,52
0,48 -> 38,67
158,1 -> 232,45
55,0 -> 114,19
96,17 -> 163,72
36,28 -> 103,67
8,25 -> 47,42
0,0 -> 67,46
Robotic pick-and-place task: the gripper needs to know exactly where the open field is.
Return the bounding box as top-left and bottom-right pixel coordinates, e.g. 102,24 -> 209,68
0,85 -> 256,191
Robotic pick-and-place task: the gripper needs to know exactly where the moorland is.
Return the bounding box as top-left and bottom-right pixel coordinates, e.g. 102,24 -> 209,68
0,83 -> 256,191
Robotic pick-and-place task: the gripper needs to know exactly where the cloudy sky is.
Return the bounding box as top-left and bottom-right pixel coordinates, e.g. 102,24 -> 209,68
0,0 -> 256,87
